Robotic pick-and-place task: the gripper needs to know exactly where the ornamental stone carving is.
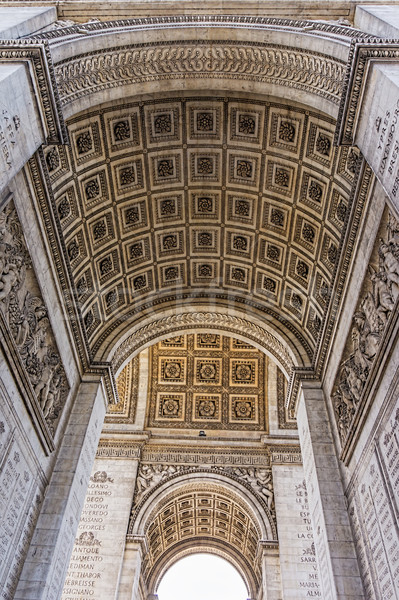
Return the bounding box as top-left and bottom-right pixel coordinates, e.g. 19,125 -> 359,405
0,200 -> 69,436
133,462 -> 275,520
333,212 -> 399,446
55,42 -> 345,110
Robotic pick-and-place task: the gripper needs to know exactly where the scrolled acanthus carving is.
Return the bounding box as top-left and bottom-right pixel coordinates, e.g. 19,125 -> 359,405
332,213 -> 399,446
0,200 -> 69,435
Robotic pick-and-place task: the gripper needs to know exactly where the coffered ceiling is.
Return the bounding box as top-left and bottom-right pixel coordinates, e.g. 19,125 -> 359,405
43,94 -> 361,363
142,485 -> 261,588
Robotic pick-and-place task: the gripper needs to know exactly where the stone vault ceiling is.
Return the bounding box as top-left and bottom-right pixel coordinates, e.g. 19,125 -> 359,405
44,95 -> 361,362
108,333 -> 292,429
141,486 -> 261,586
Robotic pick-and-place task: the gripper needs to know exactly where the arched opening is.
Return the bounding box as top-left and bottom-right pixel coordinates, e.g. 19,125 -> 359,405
157,553 -> 249,600
1,7 -> 399,600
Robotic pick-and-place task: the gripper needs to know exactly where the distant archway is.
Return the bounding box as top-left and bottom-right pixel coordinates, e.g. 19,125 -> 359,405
157,553 -> 248,600
129,473 -> 275,598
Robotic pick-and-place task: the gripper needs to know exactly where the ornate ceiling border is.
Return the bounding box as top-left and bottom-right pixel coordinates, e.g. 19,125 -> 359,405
0,40 -> 67,144
36,15 -> 371,43
336,39 -> 399,146
25,157 -> 119,406
54,40 -> 346,111
95,439 -> 302,465
111,312 -> 295,377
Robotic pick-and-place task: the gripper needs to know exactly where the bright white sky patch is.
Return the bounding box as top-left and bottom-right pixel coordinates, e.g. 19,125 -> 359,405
157,553 -> 248,600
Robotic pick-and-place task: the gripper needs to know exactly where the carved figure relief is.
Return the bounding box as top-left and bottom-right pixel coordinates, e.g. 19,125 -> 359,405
133,462 -> 275,521
333,212 -> 399,445
0,200 -> 69,436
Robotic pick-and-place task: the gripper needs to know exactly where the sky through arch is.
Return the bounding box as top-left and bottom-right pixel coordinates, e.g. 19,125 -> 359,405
157,553 -> 248,600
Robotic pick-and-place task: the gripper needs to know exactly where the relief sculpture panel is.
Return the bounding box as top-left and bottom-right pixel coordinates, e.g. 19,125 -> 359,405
332,211 -> 399,448
0,199 -> 69,438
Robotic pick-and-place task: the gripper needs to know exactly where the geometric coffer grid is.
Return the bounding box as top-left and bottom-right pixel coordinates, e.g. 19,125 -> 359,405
45,96 -> 361,360
147,334 -> 267,431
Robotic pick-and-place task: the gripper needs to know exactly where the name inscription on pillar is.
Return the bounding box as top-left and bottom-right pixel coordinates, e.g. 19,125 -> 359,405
375,99 -> 399,201
358,454 -> 399,597
61,471 -> 114,599
0,109 -> 20,171
295,481 -> 321,598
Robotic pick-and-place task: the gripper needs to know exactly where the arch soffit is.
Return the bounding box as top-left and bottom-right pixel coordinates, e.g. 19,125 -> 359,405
46,18 -> 358,120
108,308 -> 300,377
40,18 -> 368,379
130,472 -> 273,540
130,475 -> 270,597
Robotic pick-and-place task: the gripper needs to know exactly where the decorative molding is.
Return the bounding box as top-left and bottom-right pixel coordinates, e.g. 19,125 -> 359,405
25,157 -> 119,407
25,156 -> 91,371
106,355 -> 139,423
95,439 -> 143,459
0,40 -> 67,145
269,445 -> 302,464
36,15 -> 371,43
55,41 -> 345,110
112,312 -> 294,375
277,366 -> 297,429
141,444 -> 271,466
312,160 -> 374,378
336,40 -> 399,147
286,161 -> 375,418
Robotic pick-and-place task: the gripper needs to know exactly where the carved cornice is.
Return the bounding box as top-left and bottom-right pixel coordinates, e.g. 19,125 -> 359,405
35,15 -> 370,43
269,445 -> 302,464
96,439 -> 144,459
141,444 -> 271,466
26,156 -> 119,406
336,39 -> 399,146
0,40 -> 67,145
95,440 -> 301,465
111,312 -> 294,376
54,40 -> 346,110
24,156 -> 89,370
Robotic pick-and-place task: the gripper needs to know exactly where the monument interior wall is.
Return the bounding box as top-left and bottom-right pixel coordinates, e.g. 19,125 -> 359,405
0,2 -> 399,600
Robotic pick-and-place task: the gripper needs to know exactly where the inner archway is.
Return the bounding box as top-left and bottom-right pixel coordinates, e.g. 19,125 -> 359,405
157,553 -> 249,600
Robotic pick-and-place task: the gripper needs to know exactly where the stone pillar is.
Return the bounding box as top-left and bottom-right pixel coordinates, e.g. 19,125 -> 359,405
296,381 -> 364,600
61,454 -> 140,599
135,348 -> 150,429
355,5 -> 399,38
15,375 -> 107,600
272,464 -> 321,599
260,542 -> 282,600
118,537 -> 145,600
0,7 -> 56,38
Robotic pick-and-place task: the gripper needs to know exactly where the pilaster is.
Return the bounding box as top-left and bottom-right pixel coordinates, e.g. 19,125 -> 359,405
118,537 -> 145,600
259,542 -> 282,600
296,382 -> 364,600
15,376 -> 107,600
